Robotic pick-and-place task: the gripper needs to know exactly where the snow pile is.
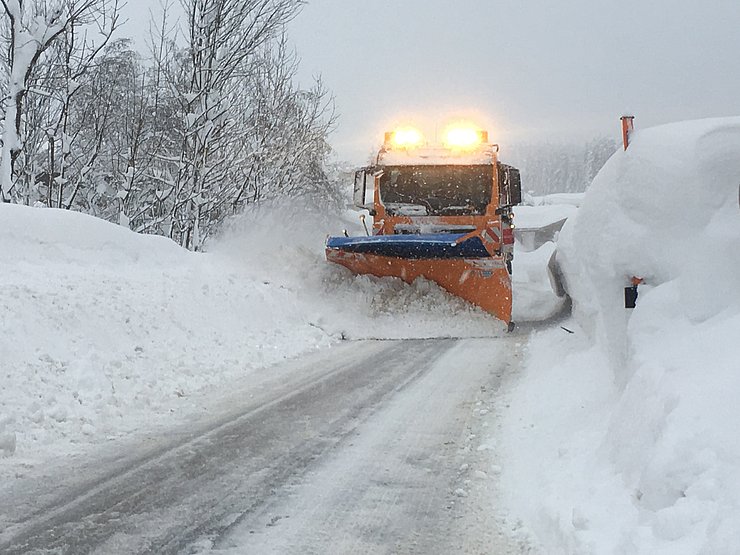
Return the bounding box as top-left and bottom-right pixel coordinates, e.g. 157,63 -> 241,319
511,241 -> 564,323
500,117 -> 740,553
0,201 -> 500,472
511,202 -> 573,323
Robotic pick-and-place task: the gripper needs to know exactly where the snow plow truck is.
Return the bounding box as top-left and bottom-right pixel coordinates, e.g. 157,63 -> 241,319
325,125 -> 522,327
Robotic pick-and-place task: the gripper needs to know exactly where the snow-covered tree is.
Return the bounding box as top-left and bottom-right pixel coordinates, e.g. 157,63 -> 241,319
0,0 -> 339,250
233,33 -> 336,210
163,0 -> 303,250
0,0 -> 117,202
48,0 -> 120,209
64,38 -> 175,225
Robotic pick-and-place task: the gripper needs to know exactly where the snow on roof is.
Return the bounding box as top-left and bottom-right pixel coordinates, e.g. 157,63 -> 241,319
378,145 -> 496,166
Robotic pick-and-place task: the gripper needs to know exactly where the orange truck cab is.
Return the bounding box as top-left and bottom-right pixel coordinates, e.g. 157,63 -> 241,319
326,125 -> 521,327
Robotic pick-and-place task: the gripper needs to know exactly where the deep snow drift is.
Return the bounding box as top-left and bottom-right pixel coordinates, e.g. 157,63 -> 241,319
0,201 -> 509,472
500,117 -> 740,553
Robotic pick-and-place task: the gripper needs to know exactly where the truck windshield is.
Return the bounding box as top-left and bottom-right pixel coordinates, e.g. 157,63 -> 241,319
379,165 -> 493,216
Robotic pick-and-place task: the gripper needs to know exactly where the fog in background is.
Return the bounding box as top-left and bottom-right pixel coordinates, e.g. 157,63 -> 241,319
124,0 -> 740,190
287,0 -> 740,162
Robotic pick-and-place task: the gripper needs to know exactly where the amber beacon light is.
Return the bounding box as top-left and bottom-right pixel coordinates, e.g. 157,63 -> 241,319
385,127 -> 424,148
443,125 -> 488,149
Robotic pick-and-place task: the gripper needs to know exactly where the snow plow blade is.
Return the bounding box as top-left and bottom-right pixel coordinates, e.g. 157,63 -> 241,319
326,233 -> 490,259
326,234 -> 512,324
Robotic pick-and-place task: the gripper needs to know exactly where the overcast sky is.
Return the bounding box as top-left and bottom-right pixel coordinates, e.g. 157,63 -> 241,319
127,0 -> 740,163
287,0 -> 740,162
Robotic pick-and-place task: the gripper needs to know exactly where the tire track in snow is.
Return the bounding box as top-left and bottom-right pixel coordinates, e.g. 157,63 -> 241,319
208,337 -> 531,555
0,339 -> 455,555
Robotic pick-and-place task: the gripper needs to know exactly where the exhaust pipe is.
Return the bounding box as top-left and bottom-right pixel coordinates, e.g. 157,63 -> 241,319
621,115 -> 635,150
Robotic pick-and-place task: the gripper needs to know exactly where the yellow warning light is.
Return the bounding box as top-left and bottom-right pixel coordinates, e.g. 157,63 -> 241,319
444,126 -> 487,149
386,127 -> 424,148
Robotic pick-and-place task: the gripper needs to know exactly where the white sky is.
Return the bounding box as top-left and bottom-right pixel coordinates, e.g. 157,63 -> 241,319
125,0 -> 740,163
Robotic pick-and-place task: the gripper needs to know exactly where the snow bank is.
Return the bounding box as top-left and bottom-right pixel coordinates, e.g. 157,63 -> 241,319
511,241 -> 565,323
500,117 -> 740,553
0,201 -> 501,472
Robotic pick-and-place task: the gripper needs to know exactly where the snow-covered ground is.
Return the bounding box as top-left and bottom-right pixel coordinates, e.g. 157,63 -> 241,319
499,117 -> 740,553
23,125 -> 740,554
0,200 -> 506,474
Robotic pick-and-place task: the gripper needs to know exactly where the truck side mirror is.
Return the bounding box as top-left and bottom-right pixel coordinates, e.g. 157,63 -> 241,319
353,167 -> 377,211
498,164 -> 522,207
509,168 -> 522,205
353,170 -> 366,208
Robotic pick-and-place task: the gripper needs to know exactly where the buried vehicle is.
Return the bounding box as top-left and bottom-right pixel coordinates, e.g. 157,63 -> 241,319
325,125 -> 522,327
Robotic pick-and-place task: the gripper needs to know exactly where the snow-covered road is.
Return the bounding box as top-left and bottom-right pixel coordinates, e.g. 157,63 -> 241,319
0,337 -> 529,554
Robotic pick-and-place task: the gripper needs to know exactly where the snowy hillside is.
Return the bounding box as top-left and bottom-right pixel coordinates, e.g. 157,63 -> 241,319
500,117 -> 740,553
0,202 -> 506,471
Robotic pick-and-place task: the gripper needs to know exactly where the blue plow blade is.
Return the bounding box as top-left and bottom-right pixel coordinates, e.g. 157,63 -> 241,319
325,233 -> 490,259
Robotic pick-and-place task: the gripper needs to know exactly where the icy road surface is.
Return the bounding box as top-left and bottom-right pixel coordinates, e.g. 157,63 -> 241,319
0,337 -> 530,554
